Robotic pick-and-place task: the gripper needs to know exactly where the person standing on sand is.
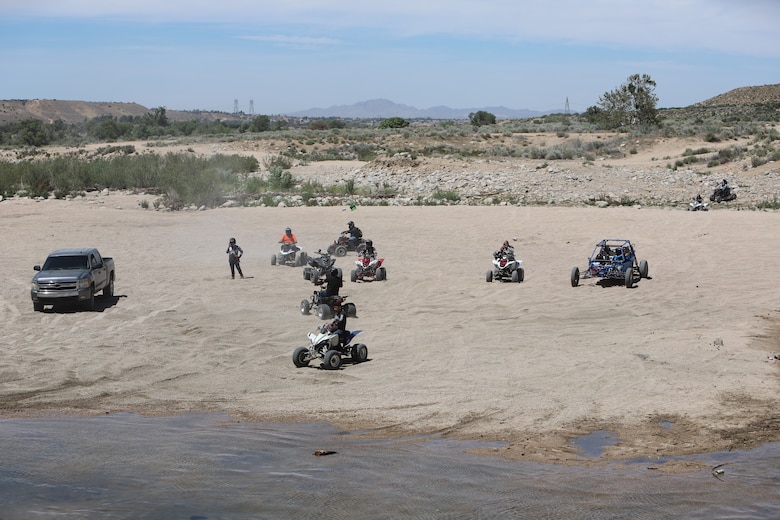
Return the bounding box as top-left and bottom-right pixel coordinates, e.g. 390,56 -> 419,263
226,237 -> 244,279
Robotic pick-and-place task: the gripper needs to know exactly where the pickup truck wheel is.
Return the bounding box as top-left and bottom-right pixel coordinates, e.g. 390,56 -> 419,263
103,276 -> 114,298
85,285 -> 96,311
33,302 -> 44,312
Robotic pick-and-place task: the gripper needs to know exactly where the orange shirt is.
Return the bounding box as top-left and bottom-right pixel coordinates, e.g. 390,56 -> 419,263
280,233 -> 297,244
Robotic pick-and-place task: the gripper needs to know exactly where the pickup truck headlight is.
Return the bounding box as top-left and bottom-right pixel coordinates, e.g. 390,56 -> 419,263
77,279 -> 91,290
31,281 -> 39,291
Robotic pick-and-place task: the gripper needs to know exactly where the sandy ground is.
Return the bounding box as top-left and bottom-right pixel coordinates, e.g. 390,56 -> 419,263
1,192 -> 778,470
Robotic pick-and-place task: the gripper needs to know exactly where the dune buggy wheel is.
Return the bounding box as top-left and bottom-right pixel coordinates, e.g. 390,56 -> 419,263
323,350 -> 342,370
293,347 -> 311,367
376,267 -> 386,281
300,299 -> 311,315
625,269 -> 634,288
639,259 -> 649,279
352,343 -> 368,363
335,245 -> 348,257
345,302 -> 357,317
570,267 -> 580,287
486,270 -> 493,283
317,304 -> 331,320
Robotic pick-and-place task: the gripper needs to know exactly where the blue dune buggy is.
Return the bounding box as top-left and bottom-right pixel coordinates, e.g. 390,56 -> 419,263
571,239 -> 648,288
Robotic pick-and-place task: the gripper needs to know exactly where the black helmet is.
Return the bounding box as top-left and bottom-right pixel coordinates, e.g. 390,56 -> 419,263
330,268 -> 339,276
285,227 -> 291,233
366,239 -> 373,247
347,221 -> 354,227
229,237 -> 236,244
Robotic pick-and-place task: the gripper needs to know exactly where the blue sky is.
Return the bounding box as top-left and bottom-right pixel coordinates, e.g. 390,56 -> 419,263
2,1 -> 778,114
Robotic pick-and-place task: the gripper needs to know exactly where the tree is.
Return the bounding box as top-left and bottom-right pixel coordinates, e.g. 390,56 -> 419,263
596,73 -> 659,129
18,119 -> 50,146
468,111 -> 496,127
379,117 -> 409,129
249,115 -> 271,132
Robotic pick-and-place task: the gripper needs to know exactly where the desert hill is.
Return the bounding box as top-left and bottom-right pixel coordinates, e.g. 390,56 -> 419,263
695,83 -> 780,107
0,99 -> 240,126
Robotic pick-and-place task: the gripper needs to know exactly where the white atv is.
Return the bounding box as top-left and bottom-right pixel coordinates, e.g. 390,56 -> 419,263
272,243 -> 306,267
486,252 -> 524,283
292,324 -> 367,370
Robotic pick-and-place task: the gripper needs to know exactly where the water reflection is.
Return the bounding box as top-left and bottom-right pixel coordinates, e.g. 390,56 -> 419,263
0,413 -> 778,519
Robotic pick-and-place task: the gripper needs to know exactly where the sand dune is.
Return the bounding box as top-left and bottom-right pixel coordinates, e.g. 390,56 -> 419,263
1,192 -> 778,467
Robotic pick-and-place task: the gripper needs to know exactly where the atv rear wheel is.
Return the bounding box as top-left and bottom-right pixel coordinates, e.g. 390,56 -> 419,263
317,304 -> 331,320
511,270 -> 519,283
323,350 -> 342,370
376,267 -> 386,281
303,268 -> 311,280
334,245 -> 348,257
517,267 -> 525,282
345,302 -> 357,317
293,347 -> 310,367
352,343 -> 368,363
570,267 -> 580,287
271,254 -> 277,266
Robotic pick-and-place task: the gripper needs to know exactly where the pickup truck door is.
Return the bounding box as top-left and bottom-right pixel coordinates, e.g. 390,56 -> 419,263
90,252 -> 107,290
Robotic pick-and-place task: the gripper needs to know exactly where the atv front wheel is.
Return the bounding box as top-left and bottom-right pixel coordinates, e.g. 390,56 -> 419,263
323,350 -> 342,370
486,270 -> 493,283
300,299 -> 311,315
271,254 -> 277,266
517,267 -> 525,282
293,347 -> 311,367
376,267 -> 386,281
350,269 -> 358,282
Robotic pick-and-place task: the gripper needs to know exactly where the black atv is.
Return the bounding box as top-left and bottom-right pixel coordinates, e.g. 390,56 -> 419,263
300,293 -> 357,320
303,250 -> 339,284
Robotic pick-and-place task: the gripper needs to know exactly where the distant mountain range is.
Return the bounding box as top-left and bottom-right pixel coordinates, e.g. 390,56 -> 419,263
287,98 -> 554,119
2,85 -> 778,125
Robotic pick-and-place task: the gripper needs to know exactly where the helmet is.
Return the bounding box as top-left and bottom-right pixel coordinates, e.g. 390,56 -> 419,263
503,240 -> 509,247
285,227 -> 291,233
347,221 -> 354,227
229,237 -> 236,244
366,239 -> 373,247
330,268 -> 339,276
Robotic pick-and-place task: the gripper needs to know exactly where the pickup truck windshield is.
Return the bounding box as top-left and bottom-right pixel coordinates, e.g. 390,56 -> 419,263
42,255 -> 89,270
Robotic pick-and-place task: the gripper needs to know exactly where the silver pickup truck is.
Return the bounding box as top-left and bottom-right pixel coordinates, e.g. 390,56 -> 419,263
31,248 -> 115,311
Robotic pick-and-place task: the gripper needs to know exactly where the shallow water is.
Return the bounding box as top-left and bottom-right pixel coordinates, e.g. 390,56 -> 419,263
0,414 -> 778,519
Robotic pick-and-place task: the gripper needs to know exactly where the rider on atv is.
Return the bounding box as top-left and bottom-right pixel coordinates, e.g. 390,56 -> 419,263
362,239 -> 377,259
319,267 -> 343,300
345,221 -> 363,249
279,227 -> 301,258
326,299 -> 348,345
495,240 -> 515,260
